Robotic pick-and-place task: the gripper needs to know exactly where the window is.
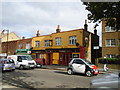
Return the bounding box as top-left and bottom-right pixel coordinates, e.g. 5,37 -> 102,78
106,54 -> 116,58
73,54 -> 79,58
118,39 -> 120,47
26,43 -> 30,49
56,37 -> 61,46
73,59 -> 84,64
35,41 -> 40,47
106,39 -> 116,46
69,36 -> 76,45
105,26 -> 116,32
19,43 -> 23,49
40,54 -> 44,59
44,40 -> 50,47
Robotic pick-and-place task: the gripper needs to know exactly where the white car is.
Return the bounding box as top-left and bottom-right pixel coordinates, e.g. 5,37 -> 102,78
7,55 -> 36,70
67,58 -> 99,77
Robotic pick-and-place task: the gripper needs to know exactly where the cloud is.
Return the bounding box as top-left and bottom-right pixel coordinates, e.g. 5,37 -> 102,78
1,1 -> 102,46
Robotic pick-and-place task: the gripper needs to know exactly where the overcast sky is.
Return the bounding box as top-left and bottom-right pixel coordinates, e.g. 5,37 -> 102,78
1,0 -> 102,46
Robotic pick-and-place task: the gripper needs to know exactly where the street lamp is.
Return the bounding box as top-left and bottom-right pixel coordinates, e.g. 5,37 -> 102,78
2,29 -> 9,57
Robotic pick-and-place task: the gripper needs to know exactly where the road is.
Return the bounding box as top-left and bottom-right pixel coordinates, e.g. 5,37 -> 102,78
2,68 -> 119,89
2,68 -> 95,89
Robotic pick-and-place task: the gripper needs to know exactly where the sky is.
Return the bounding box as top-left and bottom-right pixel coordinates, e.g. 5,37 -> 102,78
1,0 -> 102,46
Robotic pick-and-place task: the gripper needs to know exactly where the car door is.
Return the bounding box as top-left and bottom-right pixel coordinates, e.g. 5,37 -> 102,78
72,59 -> 86,73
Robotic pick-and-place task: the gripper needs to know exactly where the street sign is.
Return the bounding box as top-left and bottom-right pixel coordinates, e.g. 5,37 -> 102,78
93,46 -> 99,49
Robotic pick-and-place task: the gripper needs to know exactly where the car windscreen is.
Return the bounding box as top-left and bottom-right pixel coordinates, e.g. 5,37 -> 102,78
4,59 -> 14,64
83,59 -> 93,65
19,56 -> 33,60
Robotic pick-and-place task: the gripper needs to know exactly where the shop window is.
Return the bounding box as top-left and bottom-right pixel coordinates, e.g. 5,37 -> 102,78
40,54 -> 44,59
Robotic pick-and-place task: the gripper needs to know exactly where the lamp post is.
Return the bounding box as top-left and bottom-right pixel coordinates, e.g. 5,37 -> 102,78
2,29 -> 9,57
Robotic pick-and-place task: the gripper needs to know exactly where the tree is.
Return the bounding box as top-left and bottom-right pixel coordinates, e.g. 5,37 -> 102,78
83,2 -> 120,31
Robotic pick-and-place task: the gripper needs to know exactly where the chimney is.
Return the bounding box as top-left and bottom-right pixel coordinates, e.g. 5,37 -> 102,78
56,25 -> 61,33
22,36 -> 25,39
36,30 -> 40,37
94,28 -> 97,35
84,19 -> 88,31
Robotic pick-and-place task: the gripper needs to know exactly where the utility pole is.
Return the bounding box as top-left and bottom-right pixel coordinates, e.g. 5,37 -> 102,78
2,29 -> 9,57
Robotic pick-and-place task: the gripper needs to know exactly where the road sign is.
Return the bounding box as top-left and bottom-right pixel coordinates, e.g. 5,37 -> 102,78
93,46 -> 99,49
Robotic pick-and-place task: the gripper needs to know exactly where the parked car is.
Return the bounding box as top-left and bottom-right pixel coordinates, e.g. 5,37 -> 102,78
67,58 -> 99,77
35,62 -> 42,68
7,55 -> 37,70
90,72 -> 120,89
0,59 -> 15,71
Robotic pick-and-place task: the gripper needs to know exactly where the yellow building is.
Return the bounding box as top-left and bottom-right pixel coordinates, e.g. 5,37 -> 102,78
31,21 -> 99,65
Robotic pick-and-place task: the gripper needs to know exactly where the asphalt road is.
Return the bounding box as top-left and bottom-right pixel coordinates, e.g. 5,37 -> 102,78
2,68 -> 119,90
2,68 -> 96,89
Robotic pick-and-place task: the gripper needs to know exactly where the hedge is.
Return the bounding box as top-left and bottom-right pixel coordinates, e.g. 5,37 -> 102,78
98,57 -> 120,64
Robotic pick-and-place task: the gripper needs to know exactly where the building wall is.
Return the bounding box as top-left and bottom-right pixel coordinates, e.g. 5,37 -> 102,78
91,33 -> 99,64
2,40 -> 17,55
102,20 -> 120,57
1,32 -> 20,42
32,28 -> 99,65
32,29 -> 84,50
0,37 -> 1,53
17,38 -> 32,49
32,29 -> 85,65
1,38 -> 32,55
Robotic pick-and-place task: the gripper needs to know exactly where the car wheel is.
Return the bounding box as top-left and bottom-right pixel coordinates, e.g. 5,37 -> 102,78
19,65 -> 24,70
67,69 -> 73,75
86,71 -> 92,77
31,67 -> 34,69
12,69 -> 15,71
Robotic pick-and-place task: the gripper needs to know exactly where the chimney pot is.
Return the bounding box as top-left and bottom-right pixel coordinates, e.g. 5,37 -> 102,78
22,36 -> 25,39
56,25 -> 61,33
84,19 -> 88,31
36,30 -> 40,36
94,28 -> 97,35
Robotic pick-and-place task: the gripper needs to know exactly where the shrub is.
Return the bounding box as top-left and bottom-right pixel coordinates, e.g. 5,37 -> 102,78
98,57 -> 120,64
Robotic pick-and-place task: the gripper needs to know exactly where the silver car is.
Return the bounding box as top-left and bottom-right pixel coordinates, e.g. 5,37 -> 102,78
90,72 -> 120,90
0,59 -> 15,71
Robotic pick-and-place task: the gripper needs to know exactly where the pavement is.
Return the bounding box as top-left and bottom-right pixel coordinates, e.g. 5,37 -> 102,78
41,65 -> 119,73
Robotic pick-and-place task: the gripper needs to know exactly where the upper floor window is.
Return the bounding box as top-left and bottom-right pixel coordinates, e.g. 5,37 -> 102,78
105,26 -> 115,32
26,43 -> 30,49
56,37 -> 61,46
35,41 -> 40,47
69,36 -> 76,45
19,43 -> 23,49
44,40 -> 52,47
106,39 -> 116,46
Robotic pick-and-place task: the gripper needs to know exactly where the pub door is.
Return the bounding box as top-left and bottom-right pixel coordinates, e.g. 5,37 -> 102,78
46,53 -> 52,65
59,52 -> 69,65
